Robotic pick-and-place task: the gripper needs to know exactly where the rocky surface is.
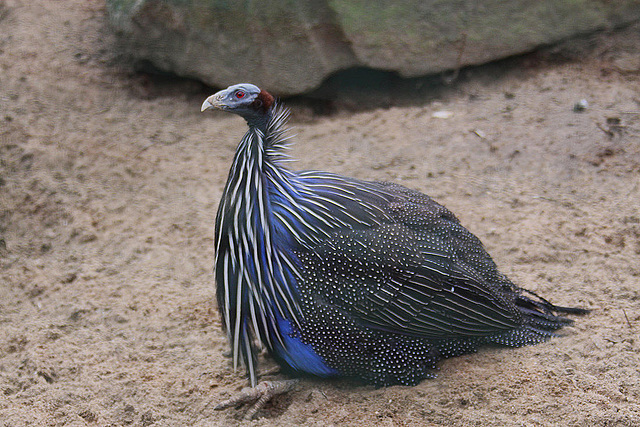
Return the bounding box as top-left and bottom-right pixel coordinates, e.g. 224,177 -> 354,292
107,0 -> 640,94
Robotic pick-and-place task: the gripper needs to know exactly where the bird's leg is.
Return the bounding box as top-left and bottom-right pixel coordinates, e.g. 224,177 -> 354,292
214,379 -> 299,420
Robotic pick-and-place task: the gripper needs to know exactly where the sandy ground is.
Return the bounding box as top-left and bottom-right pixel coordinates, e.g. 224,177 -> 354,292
1,1 -> 640,426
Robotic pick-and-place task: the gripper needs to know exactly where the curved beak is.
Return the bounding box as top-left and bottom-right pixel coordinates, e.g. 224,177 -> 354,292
201,89 -> 227,112
201,98 -> 215,112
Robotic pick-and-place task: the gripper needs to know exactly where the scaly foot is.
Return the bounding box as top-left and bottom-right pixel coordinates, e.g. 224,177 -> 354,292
214,379 -> 299,420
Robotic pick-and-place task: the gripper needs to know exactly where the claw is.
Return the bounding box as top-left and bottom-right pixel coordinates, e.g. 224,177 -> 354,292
215,379 -> 299,420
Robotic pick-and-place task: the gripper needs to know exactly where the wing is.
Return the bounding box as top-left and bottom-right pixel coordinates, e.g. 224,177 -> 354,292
295,178 -> 524,339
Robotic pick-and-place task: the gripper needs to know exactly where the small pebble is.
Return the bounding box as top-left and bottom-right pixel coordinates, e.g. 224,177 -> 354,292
432,110 -> 453,119
573,99 -> 588,112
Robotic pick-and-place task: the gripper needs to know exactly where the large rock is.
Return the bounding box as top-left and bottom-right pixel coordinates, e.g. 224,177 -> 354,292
107,0 -> 640,95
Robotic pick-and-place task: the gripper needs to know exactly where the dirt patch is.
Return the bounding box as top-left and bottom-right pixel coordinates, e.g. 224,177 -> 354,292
1,1 -> 639,425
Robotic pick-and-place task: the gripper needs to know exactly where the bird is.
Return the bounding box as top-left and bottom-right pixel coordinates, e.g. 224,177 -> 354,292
201,83 -> 588,418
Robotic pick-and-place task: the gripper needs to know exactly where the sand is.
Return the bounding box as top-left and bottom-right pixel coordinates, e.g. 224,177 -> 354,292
1,1 -> 639,425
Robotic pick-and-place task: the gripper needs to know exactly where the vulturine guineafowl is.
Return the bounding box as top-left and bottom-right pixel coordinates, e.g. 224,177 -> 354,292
201,83 -> 588,419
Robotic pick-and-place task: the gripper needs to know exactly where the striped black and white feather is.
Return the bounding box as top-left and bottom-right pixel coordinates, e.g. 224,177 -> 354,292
214,102 -> 395,385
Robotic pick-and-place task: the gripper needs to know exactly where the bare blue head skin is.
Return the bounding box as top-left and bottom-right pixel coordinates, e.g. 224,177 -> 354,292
201,83 -> 275,131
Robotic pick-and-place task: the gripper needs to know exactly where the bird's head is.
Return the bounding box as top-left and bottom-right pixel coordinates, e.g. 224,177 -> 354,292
201,83 -> 275,128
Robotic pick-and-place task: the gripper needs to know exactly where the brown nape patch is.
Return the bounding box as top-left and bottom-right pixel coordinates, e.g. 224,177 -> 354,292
254,89 -> 275,113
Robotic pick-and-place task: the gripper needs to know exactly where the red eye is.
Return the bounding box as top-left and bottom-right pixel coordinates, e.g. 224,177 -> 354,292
235,91 -> 245,99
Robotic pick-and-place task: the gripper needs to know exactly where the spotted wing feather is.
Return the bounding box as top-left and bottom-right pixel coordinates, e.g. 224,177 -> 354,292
295,179 -> 529,339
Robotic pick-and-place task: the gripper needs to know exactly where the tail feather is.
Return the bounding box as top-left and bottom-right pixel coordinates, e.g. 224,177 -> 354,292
517,288 -> 589,329
519,288 -> 590,313
518,307 -> 573,330
548,305 -> 591,315
484,287 -> 589,348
